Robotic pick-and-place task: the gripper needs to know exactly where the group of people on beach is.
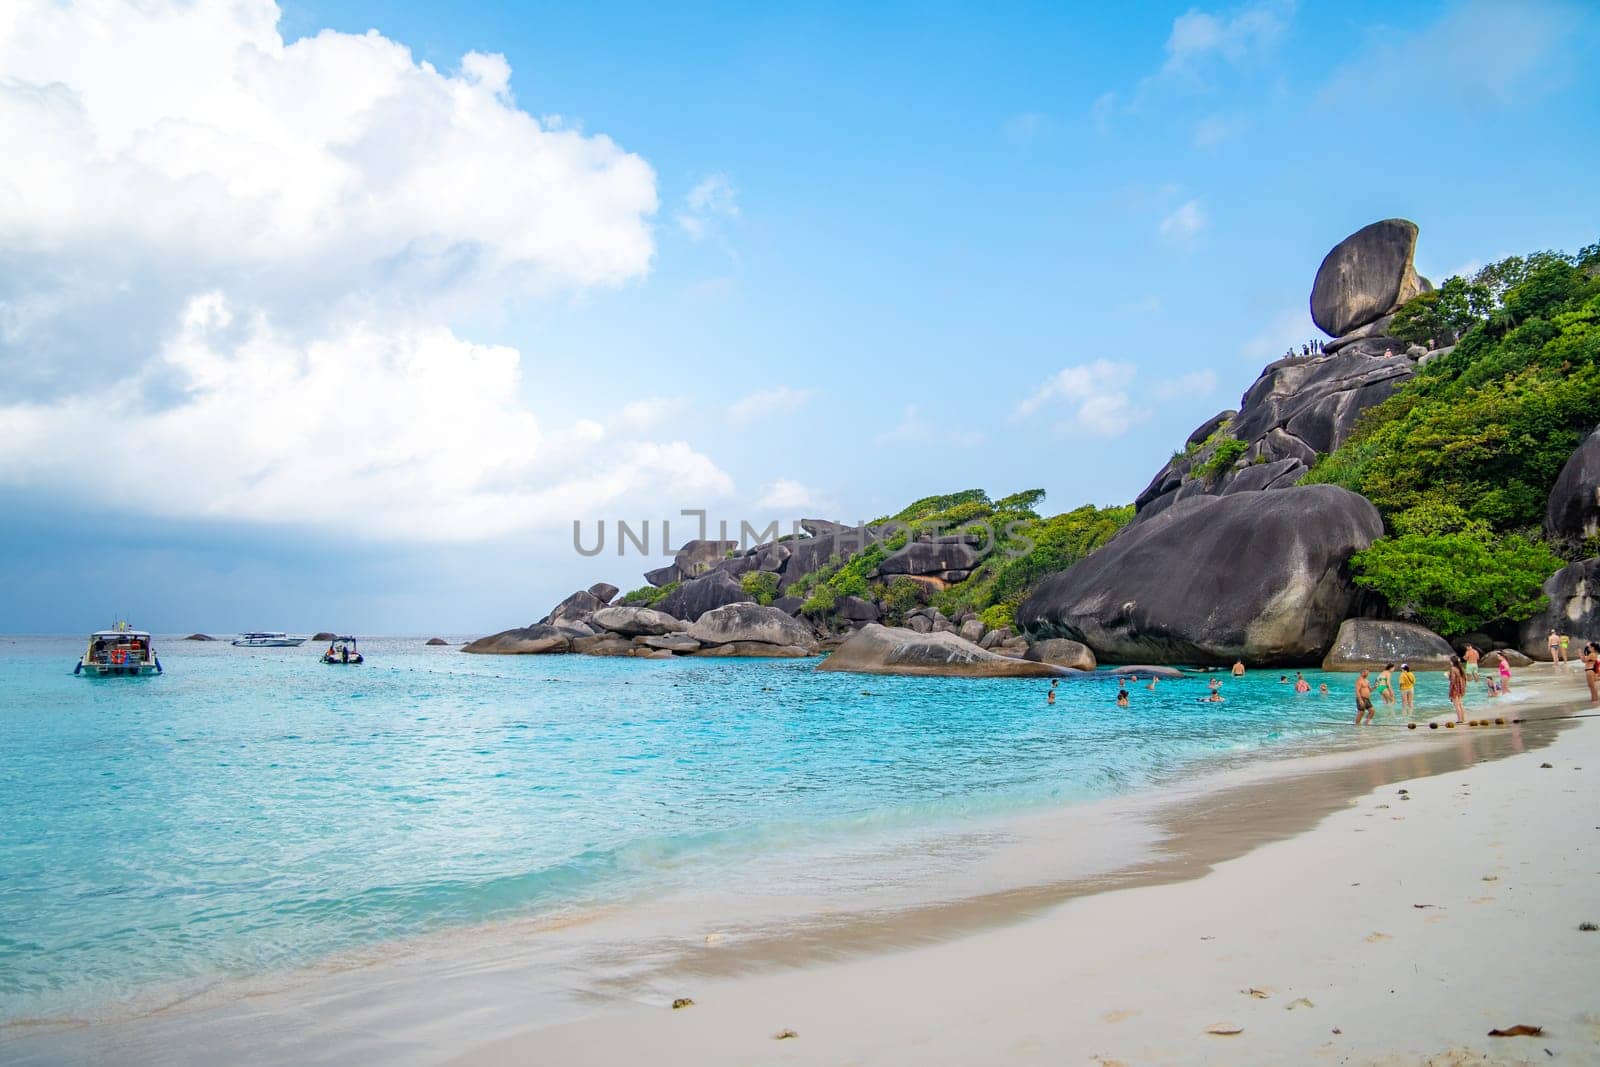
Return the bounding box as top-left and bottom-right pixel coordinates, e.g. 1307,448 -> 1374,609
1046,635 -> 1600,715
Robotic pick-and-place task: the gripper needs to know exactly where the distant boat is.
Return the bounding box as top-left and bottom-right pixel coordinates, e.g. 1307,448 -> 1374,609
320,636 -> 364,665
76,622 -> 162,676
232,632 -> 307,647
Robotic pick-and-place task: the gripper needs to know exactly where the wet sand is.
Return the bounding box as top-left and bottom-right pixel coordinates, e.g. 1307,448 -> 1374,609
457,667 -> 1600,1066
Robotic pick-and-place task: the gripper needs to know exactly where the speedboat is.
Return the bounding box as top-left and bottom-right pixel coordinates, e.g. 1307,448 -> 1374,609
232,632 -> 307,647
320,636 -> 364,665
76,622 -> 162,676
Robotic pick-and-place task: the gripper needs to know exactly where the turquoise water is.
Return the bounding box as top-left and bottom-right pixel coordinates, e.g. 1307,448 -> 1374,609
0,637 -> 1453,1023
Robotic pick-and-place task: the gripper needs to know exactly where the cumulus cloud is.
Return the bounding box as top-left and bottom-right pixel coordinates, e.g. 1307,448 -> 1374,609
0,295 -> 731,540
1015,360 -> 1148,437
1159,199 -> 1207,243
0,0 -> 733,540
754,478 -> 832,512
617,396 -> 689,431
727,386 -> 814,423
677,173 -> 739,239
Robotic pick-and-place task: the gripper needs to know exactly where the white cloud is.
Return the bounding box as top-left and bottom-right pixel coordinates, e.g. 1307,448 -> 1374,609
727,386 -> 814,423
617,396 -> 688,431
677,173 -> 739,239
1241,306 -> 1318,361
754,478 -> 832,512
1159,199 -> 1207,243
0,0 -> 736,541
1162,1 -> 1295,79
0,295 -> 732,540
1090,90 -> 1119,130
1015,360 -> 1147,437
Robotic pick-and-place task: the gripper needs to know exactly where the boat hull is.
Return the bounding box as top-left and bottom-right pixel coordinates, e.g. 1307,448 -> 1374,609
78,661 -> 160,677
231,639 -> 307,647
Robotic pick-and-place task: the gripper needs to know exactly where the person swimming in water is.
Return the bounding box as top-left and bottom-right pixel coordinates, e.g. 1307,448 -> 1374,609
1294,672 -> 1310,693
1116,686 -> 1130,707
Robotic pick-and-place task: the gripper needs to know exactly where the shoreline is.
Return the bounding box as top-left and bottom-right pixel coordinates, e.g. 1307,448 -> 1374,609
456,666 -> 1600,1065
4,667 -> 1591,1064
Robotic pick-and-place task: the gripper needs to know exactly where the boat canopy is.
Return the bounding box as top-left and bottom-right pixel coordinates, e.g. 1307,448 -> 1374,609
92,630 -> 151,638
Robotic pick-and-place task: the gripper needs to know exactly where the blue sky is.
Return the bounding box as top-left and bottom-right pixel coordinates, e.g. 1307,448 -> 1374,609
1,0 -> 1596,634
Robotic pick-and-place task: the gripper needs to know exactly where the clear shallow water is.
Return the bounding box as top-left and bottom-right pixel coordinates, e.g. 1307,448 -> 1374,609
0,636 -> 1456,1023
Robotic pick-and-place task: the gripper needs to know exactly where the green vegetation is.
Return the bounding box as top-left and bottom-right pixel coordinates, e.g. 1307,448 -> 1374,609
1193,435 -> 1247,482
1349,503 -> 1561,638
933,502 -> 1134,624
799,584 -> 837,617
739,570 -> 780,606
1304,239 -> 1600,635
618,581 -> 676,607
879,577 -> 926,625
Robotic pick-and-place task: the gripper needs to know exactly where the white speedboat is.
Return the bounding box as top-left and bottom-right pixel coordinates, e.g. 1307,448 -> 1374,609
76,623 -> 162,676
232,632 -> 307,647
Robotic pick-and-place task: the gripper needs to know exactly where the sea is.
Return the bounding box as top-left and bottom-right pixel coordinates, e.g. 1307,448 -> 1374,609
0,634 -> 1487,1034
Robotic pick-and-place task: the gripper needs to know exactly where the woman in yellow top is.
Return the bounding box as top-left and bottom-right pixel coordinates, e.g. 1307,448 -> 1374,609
1397,663 -> 1417,712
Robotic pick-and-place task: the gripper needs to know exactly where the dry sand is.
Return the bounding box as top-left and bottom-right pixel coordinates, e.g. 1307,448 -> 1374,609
458,668 -> 1600,1066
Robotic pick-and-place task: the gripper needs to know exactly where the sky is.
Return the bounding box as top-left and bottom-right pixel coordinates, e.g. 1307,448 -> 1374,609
1,0 -> 1597,634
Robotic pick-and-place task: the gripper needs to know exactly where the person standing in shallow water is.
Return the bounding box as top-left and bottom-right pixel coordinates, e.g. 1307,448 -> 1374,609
1047,679 -> 1057,706
1354,669 -> 1376,725
1463,644 -> 1480,681
1375,664 -> 1395,706
1397,663 -> 1416,713
1231,659 -> 1245,677
1447,656 -> 1468,723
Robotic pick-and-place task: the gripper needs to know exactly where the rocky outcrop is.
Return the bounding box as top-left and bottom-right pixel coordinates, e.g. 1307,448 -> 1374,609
572,633 -> 637,656
311,632 -> 336,642
1135,348 -> 1414,519
654,571 -> 752,623
1024,638 -> 1097,671
425,637 -> 449,646
672,539 -> 740,580
817,624 -> 1065,677
687,603 -> 818,652
1321,619 -> 1453,671
1518,559 -> 1600,660
183,633 -> 215,641
876,540 -> 981,578
695,641 -> 816,657
463,625 -> 572,654
542,589 -> 604,626
590,606 -> 689,637
588,582 -> 620,605
1018,485 -> 1384,666
638,633 -> 702,653
1546,426 -> 1600,546
1311,219 -> 1427,337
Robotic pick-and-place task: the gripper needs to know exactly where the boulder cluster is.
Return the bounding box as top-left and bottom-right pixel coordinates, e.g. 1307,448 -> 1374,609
463,545 -> 1058,673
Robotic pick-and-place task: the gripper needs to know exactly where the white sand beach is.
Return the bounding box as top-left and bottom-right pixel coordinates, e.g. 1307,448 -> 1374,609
460,668 -> 1600,1066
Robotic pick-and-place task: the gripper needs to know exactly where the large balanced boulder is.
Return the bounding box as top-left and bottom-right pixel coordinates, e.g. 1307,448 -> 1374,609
1518,558 -> 1600,660
687,603 -> 818,652
1546,426 -> 1600,546
588,582 -> 620,605
817,623 -> 1065,677
462,625 -> 571,655
1018,485 -> 1384,666
1321,619 -> 1454,671
654,571 -> 752,623
589,606 -> 688,637
1311,219 -> 1427,336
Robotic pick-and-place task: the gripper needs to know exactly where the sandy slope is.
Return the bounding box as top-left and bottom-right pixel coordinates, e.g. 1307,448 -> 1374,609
459,674 -> 1600,1066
